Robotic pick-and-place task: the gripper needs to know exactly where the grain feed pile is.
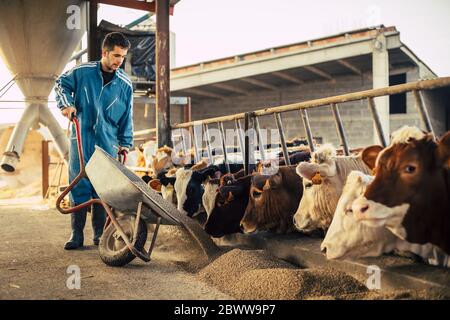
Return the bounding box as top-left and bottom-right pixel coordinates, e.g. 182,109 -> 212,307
197,249 -> 368,300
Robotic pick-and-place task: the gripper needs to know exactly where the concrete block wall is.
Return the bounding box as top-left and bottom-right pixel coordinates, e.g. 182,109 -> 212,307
187,68 -> 422,149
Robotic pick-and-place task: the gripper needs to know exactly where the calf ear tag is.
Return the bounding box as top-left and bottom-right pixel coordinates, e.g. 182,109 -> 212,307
371,168 -> 377,176
311,171 -> 323,185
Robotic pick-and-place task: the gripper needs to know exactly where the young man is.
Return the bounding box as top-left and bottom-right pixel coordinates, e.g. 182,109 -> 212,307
55,32 -> 134,250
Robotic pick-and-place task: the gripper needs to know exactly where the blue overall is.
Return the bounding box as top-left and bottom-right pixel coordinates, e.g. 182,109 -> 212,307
55,61 -> 133,205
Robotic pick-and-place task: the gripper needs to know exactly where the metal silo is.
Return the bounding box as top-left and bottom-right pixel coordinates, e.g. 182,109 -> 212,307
0,0 -> 86,172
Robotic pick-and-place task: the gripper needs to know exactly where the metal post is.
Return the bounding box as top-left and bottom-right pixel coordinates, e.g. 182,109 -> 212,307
203,124 -> 214,164
244,113 -> 250,175
184,97 -> 192,123
192,123 -> 202,163
219,122 -> 230,173
299,109 -> 315,152
190,126 -> 200,163
274,113 -> 290,165
367,98 -> 387,147
330,103 -> 350,156
42,140 -> 49,198
413,90 -> 435,136
253,115 -> 266,161
88,1 -> 99,61
179,128 -> 188,156
155,0 -> 171,148
235,119 -> 245,160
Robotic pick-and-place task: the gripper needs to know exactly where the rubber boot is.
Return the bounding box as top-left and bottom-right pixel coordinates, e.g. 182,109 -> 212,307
92,204 -> 106,246
64,208 -> 87,250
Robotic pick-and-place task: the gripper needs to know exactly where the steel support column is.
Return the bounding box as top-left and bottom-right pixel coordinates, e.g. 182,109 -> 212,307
88,1 -> 99,61
156,0 -> 171,148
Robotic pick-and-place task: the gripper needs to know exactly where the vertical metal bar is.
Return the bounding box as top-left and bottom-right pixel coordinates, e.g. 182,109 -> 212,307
42,140 -> 49,198
194,122 -> 203,162
203,124 -> 214,164
219,122 -> 230,173
178,128 -> 187,156
253,116 -> 266,161
299,109 -> 315,152
330,103 -> 350,156
190,126 -> 200,163
274,113 -> 291,165
184,97 -> 192,123
367,98 -> 387,147
88,1 -> 99,61
156,0 -> 171,148
235,119 -> 245,160
244,113 -> 250,175
413,90 -> 435,136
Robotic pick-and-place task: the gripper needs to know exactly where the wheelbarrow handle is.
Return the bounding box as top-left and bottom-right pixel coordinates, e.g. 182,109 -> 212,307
56,114 -> 91,214
118,149 -> 127,164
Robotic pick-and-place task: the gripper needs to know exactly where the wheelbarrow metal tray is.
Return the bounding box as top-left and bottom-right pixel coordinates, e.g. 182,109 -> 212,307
85,146 -> 180,225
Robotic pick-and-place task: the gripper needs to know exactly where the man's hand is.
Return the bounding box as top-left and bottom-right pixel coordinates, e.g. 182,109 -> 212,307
61,106 -> 77,120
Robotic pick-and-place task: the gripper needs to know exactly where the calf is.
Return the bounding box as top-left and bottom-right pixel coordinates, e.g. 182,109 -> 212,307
324,170 -> 449,267
175,163 -> 244,217
240,166 -> 302,234
352,126 -> 450,255
294,144 -> 371,233
204,174 -> 253,237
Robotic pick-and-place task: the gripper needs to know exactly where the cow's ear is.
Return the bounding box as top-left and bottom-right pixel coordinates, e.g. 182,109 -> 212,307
437,131 -> 450,169
161,176 -> 176,186
149,179 -> 162,192
296,162 -> 319,180
361,145 -> 383,169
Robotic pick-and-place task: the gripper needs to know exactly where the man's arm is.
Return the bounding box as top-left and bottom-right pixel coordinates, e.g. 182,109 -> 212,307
55,69 -> 77,119
117,92 -> 134,151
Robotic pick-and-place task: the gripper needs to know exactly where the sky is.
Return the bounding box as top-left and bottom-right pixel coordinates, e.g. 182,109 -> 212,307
0,0 -> 449,126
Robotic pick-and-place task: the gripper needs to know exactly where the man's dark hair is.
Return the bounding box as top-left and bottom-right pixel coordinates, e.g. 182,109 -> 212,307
102,32 -> 131,51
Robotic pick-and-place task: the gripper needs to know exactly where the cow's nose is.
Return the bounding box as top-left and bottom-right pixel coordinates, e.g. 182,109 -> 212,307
359,204 -> 369,213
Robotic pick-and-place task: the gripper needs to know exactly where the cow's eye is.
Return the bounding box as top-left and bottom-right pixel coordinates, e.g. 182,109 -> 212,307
305,182 -> 313,189
404,165 -> 416,174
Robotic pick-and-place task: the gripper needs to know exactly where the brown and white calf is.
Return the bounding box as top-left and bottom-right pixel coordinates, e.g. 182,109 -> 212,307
352,126 -> 450,255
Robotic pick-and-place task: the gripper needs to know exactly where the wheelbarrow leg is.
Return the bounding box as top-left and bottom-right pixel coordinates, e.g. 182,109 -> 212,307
99,200 -> 151,262
132,202 -> 162,262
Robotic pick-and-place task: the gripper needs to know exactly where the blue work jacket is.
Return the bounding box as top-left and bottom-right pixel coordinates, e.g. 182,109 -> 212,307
55,61 -> 134,205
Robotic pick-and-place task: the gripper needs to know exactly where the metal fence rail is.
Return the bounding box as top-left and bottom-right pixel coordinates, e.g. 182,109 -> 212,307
166,77 -> 450,168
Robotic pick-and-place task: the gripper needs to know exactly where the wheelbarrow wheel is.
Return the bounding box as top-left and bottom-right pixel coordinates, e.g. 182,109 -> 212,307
98,215 -> 148,267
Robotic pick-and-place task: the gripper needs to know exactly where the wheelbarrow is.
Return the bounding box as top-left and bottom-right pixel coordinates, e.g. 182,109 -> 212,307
56,116 -> 219,267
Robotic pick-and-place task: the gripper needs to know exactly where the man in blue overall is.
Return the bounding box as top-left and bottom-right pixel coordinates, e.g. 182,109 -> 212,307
55,32 -> 134,250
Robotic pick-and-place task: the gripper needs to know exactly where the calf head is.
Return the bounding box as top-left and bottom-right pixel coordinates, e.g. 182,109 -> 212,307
294,144 -> 371,233
240,166 -> 302,234
149,170 -> 177,205
352,127 -> 450,254
321,171 -> 398,259
175,166 -> 218,217
293,146 -> 340,233
204,175 -> 252,237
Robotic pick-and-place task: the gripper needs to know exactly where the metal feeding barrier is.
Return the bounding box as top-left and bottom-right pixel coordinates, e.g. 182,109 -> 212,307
170,77 -> 450,170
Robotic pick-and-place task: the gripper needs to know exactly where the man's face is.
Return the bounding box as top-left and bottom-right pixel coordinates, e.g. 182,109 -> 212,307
102,45 -> 128,71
